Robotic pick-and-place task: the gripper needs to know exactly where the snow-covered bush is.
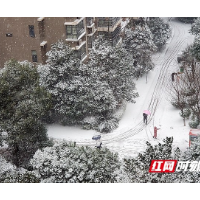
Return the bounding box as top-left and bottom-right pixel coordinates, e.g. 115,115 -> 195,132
190,35 -> 200,61
97,118 -> 119,133
179,108 -> 191,119
0,155 -> 39,183
189,119 -> 199,128
82,116 -> 98,130
171,98 -> 186,109
123,137 -> 177,183
190,18 -> 200,36
30,141 -> 121,183
112,101 -> 126,121
177,17 -> 197,24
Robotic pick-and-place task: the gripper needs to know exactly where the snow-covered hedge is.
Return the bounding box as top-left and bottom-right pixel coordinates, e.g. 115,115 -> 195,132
30,141 -> 121,183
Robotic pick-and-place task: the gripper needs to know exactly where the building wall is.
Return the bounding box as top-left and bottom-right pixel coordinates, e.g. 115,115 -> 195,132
0,17 -> 41,67
0,17 -> 123,68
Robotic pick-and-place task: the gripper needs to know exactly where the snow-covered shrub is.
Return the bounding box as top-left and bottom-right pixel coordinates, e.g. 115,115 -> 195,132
112,101 -> 126,121
190,18 -> 200,36
189,119 -> 199,128
0,155 -> 39,183
191,34 -> 200,61
97,118 -> 119,133
189,114 -> 199,128
30,141 -> 121,183
82,116 -> 98,130
171,98 -> 186,109
179,108 -> 191,119
177,17 -> 197,24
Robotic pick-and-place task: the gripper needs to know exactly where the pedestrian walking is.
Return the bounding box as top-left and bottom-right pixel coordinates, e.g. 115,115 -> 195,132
153,126 -> 160,139
95,140 -> 102,149
143,113 -> 148,124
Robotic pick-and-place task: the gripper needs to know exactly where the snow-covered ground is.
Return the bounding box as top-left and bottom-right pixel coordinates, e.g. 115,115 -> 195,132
47,18 -> 195,159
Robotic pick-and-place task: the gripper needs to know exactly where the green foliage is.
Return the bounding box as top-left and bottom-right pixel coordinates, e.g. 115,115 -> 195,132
123,137 -> 174,183
38,40 -> 118,125
179,108 -> 191,119
190,35 -> 200,61
171,98 -> 186,109
147,17 -> 171,50
30,141 -> 121,183
190,18 -> 200,36
97,118 -> 119,133
0,60 -> 52,167
189,119 -> 199,128
123,24 -> 157,78
1,171 -> 40,183
88,36 -> 139,104
177,17 -> 197,23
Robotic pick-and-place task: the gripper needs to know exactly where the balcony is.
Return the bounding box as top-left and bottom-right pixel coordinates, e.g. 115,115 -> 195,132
97,17 -> 121,32
66,19 -> 86,41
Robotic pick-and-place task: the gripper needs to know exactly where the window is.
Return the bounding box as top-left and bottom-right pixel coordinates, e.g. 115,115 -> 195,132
66,25 -> 77,39
31,50 -> 37,62
6,33 -> 12,37
29,25 -> 35,37
66,20 -> 84,39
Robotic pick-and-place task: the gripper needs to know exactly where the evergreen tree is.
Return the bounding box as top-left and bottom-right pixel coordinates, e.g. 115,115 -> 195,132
147,17 -> 171,50
190,35 -> 200,61
123,137 -> 175,183
30,141 -> 121,183
177,17 -> 197,24
87,36 -> 139,105
0,155 -> 40,183
190,18 -> 200,36
0,60 -> 51,167
123,24 -> 157,78
38,40 -> 117,125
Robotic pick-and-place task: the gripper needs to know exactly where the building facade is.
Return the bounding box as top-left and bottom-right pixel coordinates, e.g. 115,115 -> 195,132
0,17 -> 123,68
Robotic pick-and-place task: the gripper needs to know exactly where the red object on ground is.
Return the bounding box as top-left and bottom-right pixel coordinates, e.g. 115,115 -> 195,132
189,129 -> 200,147
154,126 -> 160,139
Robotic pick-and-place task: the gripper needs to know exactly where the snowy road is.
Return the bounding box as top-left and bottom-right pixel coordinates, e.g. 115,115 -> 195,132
47,18 -> 195,159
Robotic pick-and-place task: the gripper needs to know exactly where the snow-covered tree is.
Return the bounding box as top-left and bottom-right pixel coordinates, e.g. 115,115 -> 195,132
0,155 -> 40,183
30,141 -> 121,183
147,17 -> 171,50
123,24 -> 157,78
190,18 -> 200,36
177,17 -> 197,24
38,40 -> 117,125
190,35 -> 200,61
87,36 -> 139,105
123,137 -> 176,183
0,60 -> 51,167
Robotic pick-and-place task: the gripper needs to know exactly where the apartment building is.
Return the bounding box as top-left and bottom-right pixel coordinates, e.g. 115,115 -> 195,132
0,17 -> 122,68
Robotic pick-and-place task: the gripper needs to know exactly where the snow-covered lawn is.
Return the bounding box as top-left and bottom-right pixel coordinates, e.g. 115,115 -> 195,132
47,18 -> 195,159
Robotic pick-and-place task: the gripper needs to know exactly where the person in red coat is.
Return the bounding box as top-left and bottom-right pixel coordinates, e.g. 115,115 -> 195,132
153,126 -> 160,139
